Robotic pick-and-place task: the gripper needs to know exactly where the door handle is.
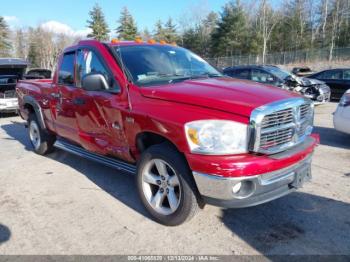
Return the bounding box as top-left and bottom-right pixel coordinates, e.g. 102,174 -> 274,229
51,93 -> 61,98
73,97 -> 86,105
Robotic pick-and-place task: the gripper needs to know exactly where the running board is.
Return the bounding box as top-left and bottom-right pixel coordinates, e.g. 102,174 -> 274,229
54,139 -> 136,175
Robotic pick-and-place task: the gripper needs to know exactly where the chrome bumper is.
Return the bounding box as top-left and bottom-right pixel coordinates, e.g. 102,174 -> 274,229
193,155 -> 312,208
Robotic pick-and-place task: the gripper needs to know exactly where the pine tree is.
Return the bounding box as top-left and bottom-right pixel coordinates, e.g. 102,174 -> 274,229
153,20 -> 166,41
87,4 -> 110,41
0,16 -> 12,57
164,18 -> 178,43
210,0 -> 249,57
116,7 -> 138,40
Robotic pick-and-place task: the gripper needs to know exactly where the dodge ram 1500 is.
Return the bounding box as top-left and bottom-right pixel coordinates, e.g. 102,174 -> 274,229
16,39 -> 318,226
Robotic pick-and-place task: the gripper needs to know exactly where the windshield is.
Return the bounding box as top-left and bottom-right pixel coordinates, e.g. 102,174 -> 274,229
265,66 -> 292,80
113,45 -> 221,86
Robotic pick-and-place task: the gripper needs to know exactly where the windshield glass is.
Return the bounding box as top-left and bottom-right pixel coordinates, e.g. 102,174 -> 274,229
113,45 -> 221,86
265,66 -> 292,80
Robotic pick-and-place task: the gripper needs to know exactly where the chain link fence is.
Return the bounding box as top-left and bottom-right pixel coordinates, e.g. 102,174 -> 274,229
206,47 -> 350,69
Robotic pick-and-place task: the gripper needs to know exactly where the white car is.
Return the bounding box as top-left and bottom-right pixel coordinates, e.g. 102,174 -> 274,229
334,89 -> 350,134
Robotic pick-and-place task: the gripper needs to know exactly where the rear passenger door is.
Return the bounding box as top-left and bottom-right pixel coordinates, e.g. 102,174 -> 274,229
53,51 -> 80,142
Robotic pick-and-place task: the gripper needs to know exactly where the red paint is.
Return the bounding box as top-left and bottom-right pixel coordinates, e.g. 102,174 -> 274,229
16,40 -> 317,176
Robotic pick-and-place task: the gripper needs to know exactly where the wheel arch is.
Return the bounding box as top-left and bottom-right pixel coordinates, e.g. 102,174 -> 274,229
23,96 -> 46,130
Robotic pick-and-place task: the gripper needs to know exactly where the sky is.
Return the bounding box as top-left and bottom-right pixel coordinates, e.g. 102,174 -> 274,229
2,0 -> 230,37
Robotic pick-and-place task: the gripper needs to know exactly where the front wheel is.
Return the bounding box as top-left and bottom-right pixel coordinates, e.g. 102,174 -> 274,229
137,143 -> 199,226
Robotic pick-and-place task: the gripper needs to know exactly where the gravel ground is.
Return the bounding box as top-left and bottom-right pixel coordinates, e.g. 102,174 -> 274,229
0,102 -> 349,255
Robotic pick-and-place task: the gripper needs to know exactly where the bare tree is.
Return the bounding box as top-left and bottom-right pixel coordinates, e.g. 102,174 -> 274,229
258,0 -> 280,63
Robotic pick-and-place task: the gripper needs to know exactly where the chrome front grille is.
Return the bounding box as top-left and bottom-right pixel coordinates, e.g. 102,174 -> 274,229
250,98 -> 314,154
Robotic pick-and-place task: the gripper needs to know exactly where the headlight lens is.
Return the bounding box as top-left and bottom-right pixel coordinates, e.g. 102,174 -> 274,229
185,120 -> 248,155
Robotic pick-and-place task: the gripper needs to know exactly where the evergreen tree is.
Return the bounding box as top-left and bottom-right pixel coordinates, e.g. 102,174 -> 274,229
0,16 -> 12,57
153,20 -> 166,41
164,18 -> 178,43
116,7 -> 138,40
210,0 -> 250,57
87,4 -> 110,41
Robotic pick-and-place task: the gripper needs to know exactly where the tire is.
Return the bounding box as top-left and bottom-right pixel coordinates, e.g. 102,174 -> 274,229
137,143 -> 199,226
28,113 -> 56,155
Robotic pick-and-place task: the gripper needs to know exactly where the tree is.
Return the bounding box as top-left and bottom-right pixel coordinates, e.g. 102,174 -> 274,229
0,16 -> 12,57
257,0 -> 280,63
87,4 -> 110,41
116,7 -> 138,40
153,20 -> 166,41
14,29 -> 27,59
164,18 -> 179,43
210,0 -> 250,57
141,28 -> 151,41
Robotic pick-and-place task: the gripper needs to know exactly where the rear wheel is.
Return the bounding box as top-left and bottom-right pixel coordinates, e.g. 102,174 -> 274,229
137,143 -> 199,226
28,114 -> 55,155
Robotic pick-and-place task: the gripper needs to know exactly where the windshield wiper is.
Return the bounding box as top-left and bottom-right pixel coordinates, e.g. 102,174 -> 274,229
190,72 -> 222,79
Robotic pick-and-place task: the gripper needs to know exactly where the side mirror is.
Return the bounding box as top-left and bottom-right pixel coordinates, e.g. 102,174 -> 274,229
82,73 -> 109,91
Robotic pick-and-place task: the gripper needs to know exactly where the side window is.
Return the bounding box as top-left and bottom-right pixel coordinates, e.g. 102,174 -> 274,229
343,70 -> 350,80
76,49 -> 119,91
233,69 -> 250,79
251,69 -> 275,84
58,52 -> 75,85
318,70 -> 342,80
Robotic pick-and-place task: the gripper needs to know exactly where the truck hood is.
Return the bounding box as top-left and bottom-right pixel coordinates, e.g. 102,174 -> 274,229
139,77 -> 300,117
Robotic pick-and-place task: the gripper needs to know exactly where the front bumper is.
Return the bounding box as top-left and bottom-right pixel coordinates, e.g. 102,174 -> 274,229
193,154 -> 312,208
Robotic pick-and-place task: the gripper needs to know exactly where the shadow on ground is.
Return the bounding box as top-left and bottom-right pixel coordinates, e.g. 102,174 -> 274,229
0,224 -> 11,245
1,121 -> 151,221
221,192 -> 350,255
313,126 -> 350,150
2,121 -> 350,255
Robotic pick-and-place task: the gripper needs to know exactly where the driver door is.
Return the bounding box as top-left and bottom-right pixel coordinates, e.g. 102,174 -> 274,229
74,48 -> 129,160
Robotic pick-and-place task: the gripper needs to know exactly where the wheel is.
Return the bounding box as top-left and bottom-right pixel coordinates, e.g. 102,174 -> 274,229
28,113 -> 56,155
137,143 -> 199,226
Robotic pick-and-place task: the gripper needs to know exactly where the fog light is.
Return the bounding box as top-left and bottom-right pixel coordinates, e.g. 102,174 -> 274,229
232,180 -> 256,199
232,182 -> 242,193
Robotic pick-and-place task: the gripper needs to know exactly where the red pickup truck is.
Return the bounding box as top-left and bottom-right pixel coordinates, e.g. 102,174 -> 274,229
16,39 -> 317,226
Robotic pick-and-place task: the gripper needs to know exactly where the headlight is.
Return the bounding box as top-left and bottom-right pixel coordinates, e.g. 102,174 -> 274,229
185,120 -> 248,155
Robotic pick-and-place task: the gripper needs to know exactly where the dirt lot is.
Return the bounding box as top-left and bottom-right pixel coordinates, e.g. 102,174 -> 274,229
0,102 -> 349,255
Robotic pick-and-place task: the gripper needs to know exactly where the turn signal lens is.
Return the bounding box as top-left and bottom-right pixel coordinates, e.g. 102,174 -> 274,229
147,39 -> 156,44
111,38 -> 119,44
159,40 -> 167,45
187,128 -> 199,145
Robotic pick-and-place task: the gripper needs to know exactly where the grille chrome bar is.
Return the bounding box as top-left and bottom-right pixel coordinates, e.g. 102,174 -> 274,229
249,98 -> 314,154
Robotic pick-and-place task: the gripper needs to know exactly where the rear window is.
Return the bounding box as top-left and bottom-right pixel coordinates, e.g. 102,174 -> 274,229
58,52 -> 75,85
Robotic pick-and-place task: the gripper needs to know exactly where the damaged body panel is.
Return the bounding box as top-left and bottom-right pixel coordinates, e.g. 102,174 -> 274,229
223,65 -> 331,104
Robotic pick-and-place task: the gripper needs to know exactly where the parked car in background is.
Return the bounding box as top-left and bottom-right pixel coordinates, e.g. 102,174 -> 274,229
223,65 -> 331,104
292,67 -> 314,77
25,69 -> 52,79
16,39 -> 318,226
334,89 -> 350,135
308,68 -> 350,100
0,58 -> 28,113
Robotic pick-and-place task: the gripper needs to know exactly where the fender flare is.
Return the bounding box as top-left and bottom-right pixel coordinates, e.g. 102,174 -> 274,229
23,96 -> 46,130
